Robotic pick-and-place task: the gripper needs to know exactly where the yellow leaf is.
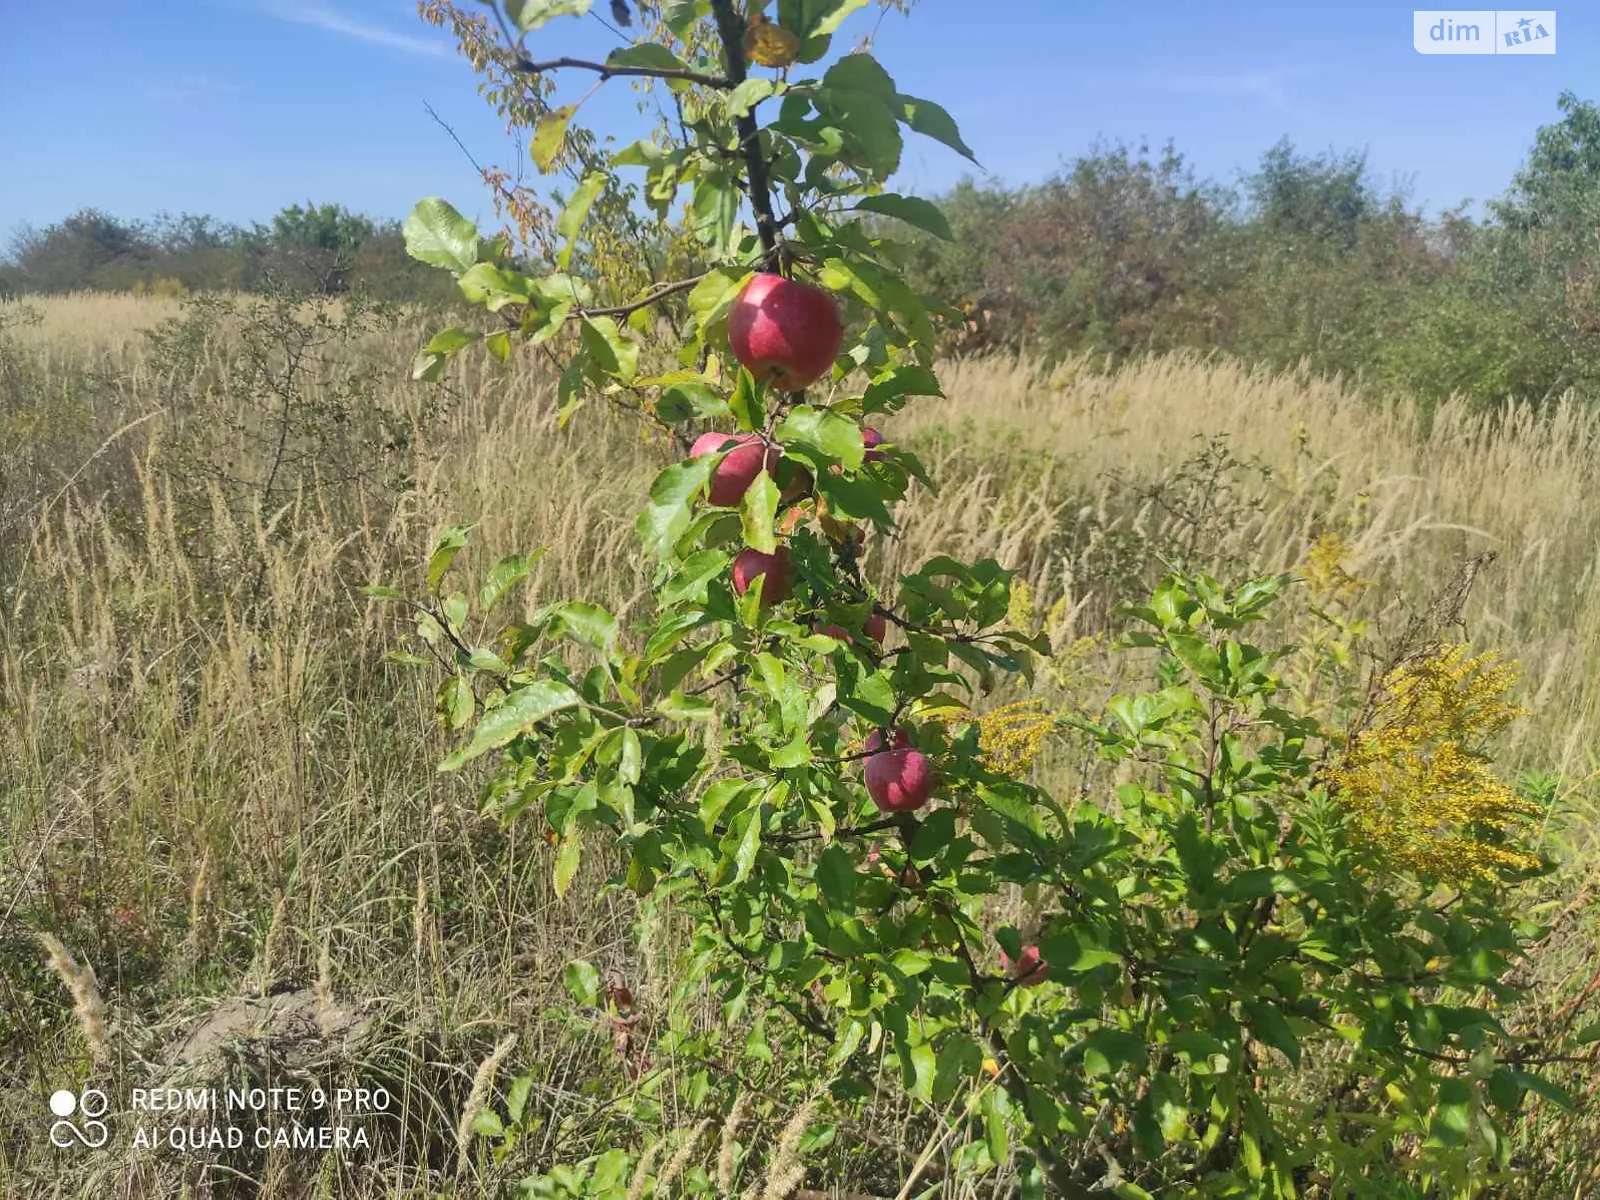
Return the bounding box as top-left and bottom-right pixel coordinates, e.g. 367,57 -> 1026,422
744,14 -> 799,68
532,105 -> 576,171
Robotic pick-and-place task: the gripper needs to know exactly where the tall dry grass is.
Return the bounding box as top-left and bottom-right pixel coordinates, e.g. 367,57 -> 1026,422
2,294 -> 1597,1196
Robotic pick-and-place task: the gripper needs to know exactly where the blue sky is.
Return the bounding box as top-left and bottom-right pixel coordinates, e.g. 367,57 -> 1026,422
0,2 -> 1584,239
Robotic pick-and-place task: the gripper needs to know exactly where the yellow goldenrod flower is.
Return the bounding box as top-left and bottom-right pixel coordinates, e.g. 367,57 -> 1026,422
1328,643 -> 1540,883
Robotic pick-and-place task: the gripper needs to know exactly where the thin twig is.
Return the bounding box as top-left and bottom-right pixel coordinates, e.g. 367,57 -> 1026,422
516,54 -> 733,90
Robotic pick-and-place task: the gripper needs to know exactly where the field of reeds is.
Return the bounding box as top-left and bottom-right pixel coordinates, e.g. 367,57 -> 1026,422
3,290 -> 1598,1197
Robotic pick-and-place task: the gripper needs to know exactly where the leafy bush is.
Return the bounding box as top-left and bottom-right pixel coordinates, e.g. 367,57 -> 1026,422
379,3 -> 1574,1195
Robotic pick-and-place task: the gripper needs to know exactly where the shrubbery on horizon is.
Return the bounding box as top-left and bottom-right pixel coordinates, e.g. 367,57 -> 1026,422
3,94 -> 1597,413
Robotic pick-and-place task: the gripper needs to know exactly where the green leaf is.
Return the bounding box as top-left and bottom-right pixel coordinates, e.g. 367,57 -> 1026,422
427,525 -> 473,591
816,844 -> 857,909
692,169 -> 740,255
1082,1028 -> 1147,1078
740,470 -> 779,554
658,691 -> 717,722
458,679 -> 583,765
822,52 -> 898,99
580,317 -> 640,383
607,42 -> 689,72
424,326 -> 481,355
854,193 -> 952,240
471,1108 -> 503,1137
863,363 -> 943,412
1427,1077 -> 1473,1148
617,727 -> 643,785
411,350 -> 447,382
932,1037 -> 984,1104
662,0 -> 708,36
719,806 -> 763,886
508,0 -> 592,33
1508,1068 -> 1575,1112
1150,1072 -> 1188,1143
557,172 -> 606,268
909,808 -> 956,863
655,379 -> 729,422
404,198 -> 481,272
439,675 -> 474,729
776,406 -> 864,470
903,1040 -> 937,1102
539,600 -> 618,651
982,1085 -> 1009,1168
457,263 -> 533,311
562,958 -> 602,1006
479,550 -> 544,614
638,456 -> 716,558
812,0 -> 868,35
687,268 -> 749,334
897,93 -> 978,161
1168,633 -> 1224,686
554,831 -> 582,897
1243,1000 -> 1302,1067
506,1074 -> 533,1123
532,105 -> 577,171
779,0 -> 867,37
726,78 -> 778,119
485,329 -> 512,362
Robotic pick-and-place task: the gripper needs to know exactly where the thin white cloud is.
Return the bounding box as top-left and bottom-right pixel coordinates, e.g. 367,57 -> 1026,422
263,1 -> 454,59
1162,70 -> 1295,111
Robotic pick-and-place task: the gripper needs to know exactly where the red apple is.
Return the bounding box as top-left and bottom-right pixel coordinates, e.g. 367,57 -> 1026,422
1001,945 -> 1048,988
863,727 -> 933,812
732,546 -> 792,606
862,426 -> 887,463
728,273 -> 843,392
691,431 -> 776,507
816,610 -> 886,646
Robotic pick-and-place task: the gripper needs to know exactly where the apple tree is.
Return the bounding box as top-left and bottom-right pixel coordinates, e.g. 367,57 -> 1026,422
382,2 -> 1565,1194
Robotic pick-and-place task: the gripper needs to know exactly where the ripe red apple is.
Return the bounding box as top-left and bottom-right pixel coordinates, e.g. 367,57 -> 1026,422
731,546 -> 792,606
863,610 -> 887,643
728,273 -> 843,392
1001,945 -> 1048,988
863,727 -> 933,812
816,610 -> 886,646
862,426 -> 887,463
691,431 -> 776,507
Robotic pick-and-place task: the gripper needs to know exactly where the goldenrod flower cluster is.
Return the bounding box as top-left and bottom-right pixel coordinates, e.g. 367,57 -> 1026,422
976,699 -> 1058,776
1328,644 -> 1541,883
930,698 -> 1057,777
1303,531 -> 1368,604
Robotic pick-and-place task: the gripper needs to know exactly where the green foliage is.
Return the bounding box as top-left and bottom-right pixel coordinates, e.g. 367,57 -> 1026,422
902,109 -> 1600,414
1,205 -> 455,301
384,3 -> 1571,1194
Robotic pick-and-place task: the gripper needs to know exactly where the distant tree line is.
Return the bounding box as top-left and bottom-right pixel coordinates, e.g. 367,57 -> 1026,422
0,202 -> 458,303
4,91 -> 1597,412
904,90 -> 1600,414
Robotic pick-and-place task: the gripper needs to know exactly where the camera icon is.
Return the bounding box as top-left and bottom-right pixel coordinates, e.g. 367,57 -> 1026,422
49,1088 -> 110,1148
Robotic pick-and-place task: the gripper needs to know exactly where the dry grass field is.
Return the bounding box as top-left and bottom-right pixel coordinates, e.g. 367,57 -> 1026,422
3,292 -> 1598,1196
